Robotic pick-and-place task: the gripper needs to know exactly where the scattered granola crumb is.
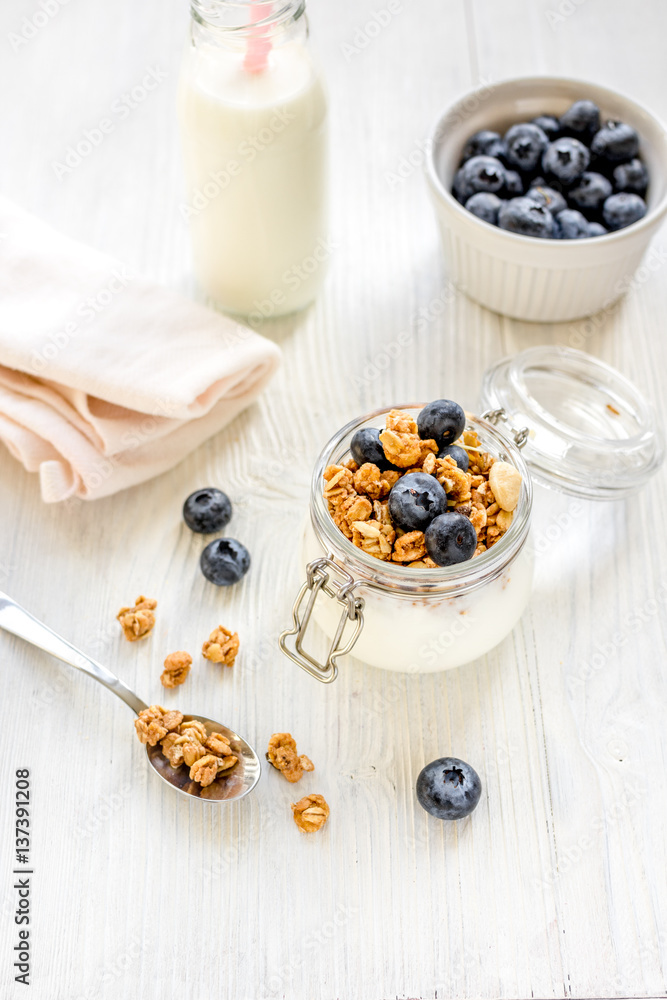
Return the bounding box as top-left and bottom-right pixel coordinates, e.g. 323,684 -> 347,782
117,596 -> 157,642
134,705 -> 183,746
160,651 -> 192,688
202,626 -> 240,667
292,794 -> 330,833
267,733 -> 315,783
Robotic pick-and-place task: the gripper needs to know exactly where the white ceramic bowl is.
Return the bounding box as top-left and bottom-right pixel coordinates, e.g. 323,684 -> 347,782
425,76 -> 667,322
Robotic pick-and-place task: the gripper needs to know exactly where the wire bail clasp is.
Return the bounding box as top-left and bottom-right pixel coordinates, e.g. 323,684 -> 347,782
482,408 -> 529,449
279,555 -> 365,683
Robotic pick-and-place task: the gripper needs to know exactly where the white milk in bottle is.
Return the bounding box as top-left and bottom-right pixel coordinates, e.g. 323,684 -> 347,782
179,0 -> 328,318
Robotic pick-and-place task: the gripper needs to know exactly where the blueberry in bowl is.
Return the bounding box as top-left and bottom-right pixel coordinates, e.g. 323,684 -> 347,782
567,171 -> 612,213
525,184 -> 567,215
613,158 -> 649,196
542,136 -> 590,185
503,122 -> 549,173
453,155 -> 506,202
498,197 -> 554,238
555,208 -> 590,239
591,120 -> 640,164
464,192 -> 502,225
603,192 -> 647,231
558,99 -> 600,139
461,129 -> 507,163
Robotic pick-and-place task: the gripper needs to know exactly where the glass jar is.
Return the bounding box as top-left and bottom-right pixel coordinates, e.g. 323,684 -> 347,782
280,347 -> 664,681
178,0 -> 328,318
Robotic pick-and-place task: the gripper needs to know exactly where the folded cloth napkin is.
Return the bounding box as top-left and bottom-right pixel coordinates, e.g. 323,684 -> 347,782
0,198 -> 281,502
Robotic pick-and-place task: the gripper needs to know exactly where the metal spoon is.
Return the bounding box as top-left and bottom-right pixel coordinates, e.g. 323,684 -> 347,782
0,592 -> 261,801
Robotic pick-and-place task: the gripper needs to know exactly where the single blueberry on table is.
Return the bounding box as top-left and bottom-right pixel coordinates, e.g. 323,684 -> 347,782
532,114 -> 561,140
416,757 -> 482,821
503,122 -> 549,173
591,121 -> 640,163
183,488 -> 232,534
350,427 -> 390,469
587,221 -> 608,237
461,129 -> 506,163
555,209 -> 590,239
200,538 -> 251,586
438,444 -> 469,473
417,399 -> 466,448
497,197 -> 554,238
525,184 -> 567,215
464,192 -> 502,225
559,99 -> 600,139
567,171 -> 612,213
602,192 -> 647,231
542,137 -> 590,185
613,158 -> 649,196
453,155 -> 506,202
424,512 -> 477,567
388,473 -> 447,533
502,170 -> 524,197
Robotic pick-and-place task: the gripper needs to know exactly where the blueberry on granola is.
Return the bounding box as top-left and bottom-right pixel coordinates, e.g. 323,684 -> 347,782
437,444 -> 469,472
388,473 -> 447,532
424,513 -> 477,566
183,488 -> 232,534
417,399 -> 465,448
200,538 -> 250,586
350,427 -> 391,469
416,757 -> 482,820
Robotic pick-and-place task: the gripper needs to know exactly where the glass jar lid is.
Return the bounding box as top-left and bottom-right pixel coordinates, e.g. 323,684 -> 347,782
480,346 -> 664,500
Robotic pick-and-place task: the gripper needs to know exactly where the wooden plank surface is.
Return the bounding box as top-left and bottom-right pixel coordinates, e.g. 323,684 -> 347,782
1,0 -> 667,997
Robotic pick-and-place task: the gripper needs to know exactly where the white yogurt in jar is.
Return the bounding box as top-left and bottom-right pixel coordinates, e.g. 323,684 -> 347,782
301,519 -> 534,673
178,38 -> 328,317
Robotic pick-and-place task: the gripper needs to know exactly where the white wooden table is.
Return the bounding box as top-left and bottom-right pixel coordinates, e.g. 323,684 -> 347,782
1,1 -> 667,997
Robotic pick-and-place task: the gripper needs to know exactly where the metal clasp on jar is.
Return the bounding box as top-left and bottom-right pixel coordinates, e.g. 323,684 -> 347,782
279,555 -> 364,683
482,408 -> 529,449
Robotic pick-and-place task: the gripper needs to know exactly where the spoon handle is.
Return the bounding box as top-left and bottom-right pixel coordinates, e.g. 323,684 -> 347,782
0,592 -> 147,715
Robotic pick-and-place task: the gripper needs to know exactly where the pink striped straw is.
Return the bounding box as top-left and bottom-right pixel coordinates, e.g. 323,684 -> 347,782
243,1 -> 274,73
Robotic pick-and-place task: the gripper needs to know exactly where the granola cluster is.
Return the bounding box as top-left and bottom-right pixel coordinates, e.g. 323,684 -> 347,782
160,651 -> 192,688
291,794 -> 330,833
117,596 -> 157,641
265,733 -> 329,832
202,626 -> 239,667
324,408 -> 523,565
135,707 -> 238,788
267,733 -> 315,783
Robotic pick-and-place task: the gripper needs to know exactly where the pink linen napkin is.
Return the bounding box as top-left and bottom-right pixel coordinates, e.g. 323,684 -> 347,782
0,198 -> 282,502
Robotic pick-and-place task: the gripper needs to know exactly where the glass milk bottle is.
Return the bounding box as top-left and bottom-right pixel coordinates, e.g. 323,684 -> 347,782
178,0 -> 329,318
